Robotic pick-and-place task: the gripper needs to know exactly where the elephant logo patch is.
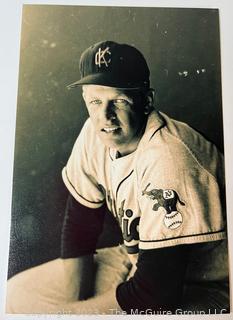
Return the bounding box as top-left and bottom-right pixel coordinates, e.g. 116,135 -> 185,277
142,183 -> 185,229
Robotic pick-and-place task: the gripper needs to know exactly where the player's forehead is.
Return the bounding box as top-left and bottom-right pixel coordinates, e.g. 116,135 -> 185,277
82,84 -> 143,100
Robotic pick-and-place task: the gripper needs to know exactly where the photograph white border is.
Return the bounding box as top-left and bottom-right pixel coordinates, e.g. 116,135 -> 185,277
0,1 -> 232,319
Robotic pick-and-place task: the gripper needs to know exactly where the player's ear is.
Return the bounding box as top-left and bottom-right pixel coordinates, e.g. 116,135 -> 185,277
82,86 -> 86,101
144,89 -> 155,114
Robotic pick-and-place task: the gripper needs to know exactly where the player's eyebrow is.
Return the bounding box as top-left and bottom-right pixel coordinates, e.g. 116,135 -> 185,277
86,96 -> 102,101
113,92 -> 134,100
88,93 -> 132,100
114,94 -> 130,99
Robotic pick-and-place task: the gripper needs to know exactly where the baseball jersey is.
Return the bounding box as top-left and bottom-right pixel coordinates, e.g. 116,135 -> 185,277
62,110 -> 228,282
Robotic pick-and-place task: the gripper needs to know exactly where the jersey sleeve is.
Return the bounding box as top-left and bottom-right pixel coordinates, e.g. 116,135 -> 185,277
116,245 -> 189,312
136,143 -> 226,250
61,194 -> 106,258
62,119 -> 105,208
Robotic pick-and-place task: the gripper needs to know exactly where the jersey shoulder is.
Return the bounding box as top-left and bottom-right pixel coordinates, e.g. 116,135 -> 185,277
136,111 -> 224,184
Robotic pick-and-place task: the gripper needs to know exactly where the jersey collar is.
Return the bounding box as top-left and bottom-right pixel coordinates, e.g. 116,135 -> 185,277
136,110 -> 165,150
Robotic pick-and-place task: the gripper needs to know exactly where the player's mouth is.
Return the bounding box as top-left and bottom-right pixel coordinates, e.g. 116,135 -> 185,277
101,126 -> 121,133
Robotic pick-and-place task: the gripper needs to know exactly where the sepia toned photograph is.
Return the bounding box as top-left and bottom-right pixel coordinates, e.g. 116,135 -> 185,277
5,4 -> 230,315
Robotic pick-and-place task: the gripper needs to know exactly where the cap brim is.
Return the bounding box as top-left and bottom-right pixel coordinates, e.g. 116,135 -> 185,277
67,73 -> 148,90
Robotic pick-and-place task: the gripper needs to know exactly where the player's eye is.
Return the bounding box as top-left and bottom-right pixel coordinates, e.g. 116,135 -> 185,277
113,99 -> 131,108
89,99 -> 102,105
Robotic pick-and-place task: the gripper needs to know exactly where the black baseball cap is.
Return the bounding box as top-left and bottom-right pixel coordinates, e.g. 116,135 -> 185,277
67,40 -> 150,90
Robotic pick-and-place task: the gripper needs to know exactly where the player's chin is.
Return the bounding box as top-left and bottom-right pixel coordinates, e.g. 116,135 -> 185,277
98,132 -> 125,148
100,138 -> 122,149
99,128 -> 122,139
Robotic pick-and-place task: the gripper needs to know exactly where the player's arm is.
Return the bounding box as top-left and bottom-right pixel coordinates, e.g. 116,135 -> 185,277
116,244 -> 189,313
60,193 -> 106,300
62,284 -> 122,314
61,244 -> 189,314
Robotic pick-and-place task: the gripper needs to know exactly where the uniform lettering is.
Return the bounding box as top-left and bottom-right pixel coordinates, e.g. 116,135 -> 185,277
118,200 -> 140,243
123,217 -> 140,242
118,199 -> 125,223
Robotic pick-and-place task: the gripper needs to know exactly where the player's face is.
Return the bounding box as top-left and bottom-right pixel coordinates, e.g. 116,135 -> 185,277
82,85 -> 149,156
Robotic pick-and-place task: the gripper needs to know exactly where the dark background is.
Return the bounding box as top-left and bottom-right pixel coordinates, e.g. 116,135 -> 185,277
8,5 -> 223,278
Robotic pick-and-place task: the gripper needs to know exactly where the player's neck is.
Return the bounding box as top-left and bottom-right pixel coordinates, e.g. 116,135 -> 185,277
115,119 -> 147,158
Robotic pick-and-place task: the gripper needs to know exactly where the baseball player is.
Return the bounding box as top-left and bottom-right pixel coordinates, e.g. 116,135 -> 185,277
6,40 -> 229,314
60,40 -> 229,313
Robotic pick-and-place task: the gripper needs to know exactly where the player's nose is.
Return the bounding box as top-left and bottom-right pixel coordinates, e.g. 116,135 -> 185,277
102,101 -> 116,121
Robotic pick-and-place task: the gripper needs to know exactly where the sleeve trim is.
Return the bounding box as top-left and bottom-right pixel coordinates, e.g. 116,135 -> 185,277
62,167 -> 104,209
139,231 -> 226,249
124,244 -> 139,254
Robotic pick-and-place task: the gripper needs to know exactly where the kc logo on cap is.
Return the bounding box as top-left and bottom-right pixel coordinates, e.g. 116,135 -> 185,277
95,47 -> 111,68
67,40 -> 150,89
